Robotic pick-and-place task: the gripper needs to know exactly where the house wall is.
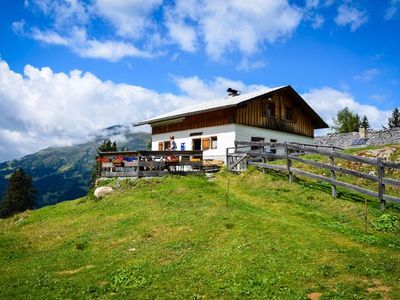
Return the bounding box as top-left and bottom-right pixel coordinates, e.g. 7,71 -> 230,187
234,125 -> 314,154
152,107 -> 235,135
151,124 -> 314,162
151,124 -> 236,161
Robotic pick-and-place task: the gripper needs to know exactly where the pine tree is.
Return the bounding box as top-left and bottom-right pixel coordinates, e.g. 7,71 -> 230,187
388,107 -> 400,128
0,168 -> 36,218
98,139 -> 117,152
360,115 -> 370,129
89,140 -> 118,189
333,107 -> 361,133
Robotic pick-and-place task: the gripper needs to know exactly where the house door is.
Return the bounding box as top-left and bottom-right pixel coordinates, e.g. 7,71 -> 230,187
192,138 -> 201,150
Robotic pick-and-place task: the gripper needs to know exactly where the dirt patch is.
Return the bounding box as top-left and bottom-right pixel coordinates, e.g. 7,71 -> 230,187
367,286 -> 391,293
56,265 -> 94,275
307,292 -> 322,300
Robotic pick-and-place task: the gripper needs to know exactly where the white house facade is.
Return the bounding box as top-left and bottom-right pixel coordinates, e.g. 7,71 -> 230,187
151,124 -> 313,161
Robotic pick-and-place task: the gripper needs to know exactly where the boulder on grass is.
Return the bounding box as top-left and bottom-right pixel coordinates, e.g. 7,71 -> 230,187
94,186 -> 114,199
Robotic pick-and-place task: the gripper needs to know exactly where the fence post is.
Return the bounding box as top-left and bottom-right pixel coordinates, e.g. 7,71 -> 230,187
329,156 -> 337,198
284,143 -> 293,183
377,158 -> 386,210
226,147 -> 230,171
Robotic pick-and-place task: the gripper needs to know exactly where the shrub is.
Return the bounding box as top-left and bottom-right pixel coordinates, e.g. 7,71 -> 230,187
372,214 -> 399,232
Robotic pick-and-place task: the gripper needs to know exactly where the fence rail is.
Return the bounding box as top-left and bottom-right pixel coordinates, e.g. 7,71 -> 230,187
227,141 -> 400,210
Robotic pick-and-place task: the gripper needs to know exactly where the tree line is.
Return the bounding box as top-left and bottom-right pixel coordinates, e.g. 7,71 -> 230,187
0,169 -> 35,218
333,106 -> 400,134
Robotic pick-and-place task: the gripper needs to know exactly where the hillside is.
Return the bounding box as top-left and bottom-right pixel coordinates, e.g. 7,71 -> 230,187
1,171 -> 399,299
0,130 -> 150,207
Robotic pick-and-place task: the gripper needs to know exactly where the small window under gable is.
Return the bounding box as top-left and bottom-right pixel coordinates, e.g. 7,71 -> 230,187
266,103 -> 276,117
284,106 -> 293,121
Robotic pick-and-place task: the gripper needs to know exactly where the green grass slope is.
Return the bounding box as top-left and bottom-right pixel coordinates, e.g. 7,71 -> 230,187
1,171 -> 399,299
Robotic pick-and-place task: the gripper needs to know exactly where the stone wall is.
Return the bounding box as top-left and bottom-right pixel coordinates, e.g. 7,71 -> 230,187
314,128 -> 400,149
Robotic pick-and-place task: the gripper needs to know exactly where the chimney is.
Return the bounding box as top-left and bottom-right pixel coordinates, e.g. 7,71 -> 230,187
359,127 -> 367,138
227,88 -> 239,97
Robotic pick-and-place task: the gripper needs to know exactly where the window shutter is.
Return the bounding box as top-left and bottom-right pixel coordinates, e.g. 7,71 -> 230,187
158,142 -> 163,151
202,138 -> 210,150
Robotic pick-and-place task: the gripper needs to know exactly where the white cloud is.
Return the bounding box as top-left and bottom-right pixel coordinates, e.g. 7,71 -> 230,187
302,87 -> 391,132
335,4 -> 368,31
28,27 -> 152,61
0,60 -> 188,161
354,68 -> 380,82
19,0 -> 326,62
165,0 -> 303,59
12,19 -> 26,35
31,28 -> 69,46
21,0 -> 153,61
306,0 -> 320,9
165,18 -> 197,53
310,14 -> 325,29
76,39 -> 152,61
26,0 -> 89,29
93,0 -> 162,39
385,0 -> 400,20
236,58 -> 266,71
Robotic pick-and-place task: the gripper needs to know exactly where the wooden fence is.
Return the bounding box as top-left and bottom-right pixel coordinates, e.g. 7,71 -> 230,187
227,141 -> 400,210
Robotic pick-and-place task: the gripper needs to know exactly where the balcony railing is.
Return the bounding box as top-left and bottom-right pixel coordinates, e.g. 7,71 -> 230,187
97,150 -> 204,178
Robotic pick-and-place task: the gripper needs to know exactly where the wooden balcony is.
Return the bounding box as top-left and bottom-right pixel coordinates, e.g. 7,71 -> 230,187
262,117 -> 295,133
97,150 -> 204,178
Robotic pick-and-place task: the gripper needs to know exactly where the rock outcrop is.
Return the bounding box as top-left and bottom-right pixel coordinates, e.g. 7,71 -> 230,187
94,186 -> 114,199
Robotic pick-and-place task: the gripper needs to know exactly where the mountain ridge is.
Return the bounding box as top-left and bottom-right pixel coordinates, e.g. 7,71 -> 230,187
0,128 -> 151,207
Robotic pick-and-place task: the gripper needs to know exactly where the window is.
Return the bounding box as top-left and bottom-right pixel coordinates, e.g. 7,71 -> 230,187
192,138 -> 201,150
266,103 -> 275,117
211,136 -> 218,149
163,141 -> 170,150
251,137 -> 265,151
284,106 -> 293,121
158,142 -> 163,151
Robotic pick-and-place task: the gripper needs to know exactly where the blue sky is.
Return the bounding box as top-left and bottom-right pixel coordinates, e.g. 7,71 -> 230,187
0,0 -> 399,161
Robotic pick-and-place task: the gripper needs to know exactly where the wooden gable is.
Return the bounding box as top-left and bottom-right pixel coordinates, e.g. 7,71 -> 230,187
150,86 -> 327,138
